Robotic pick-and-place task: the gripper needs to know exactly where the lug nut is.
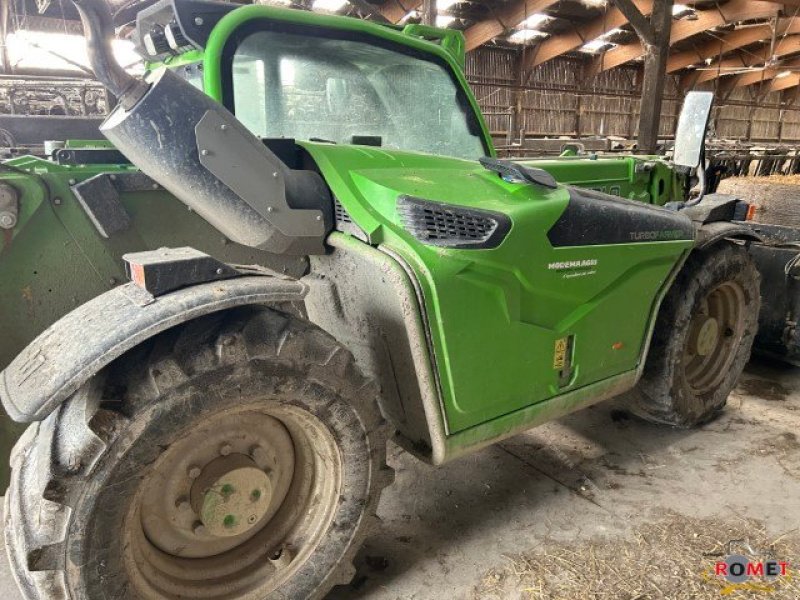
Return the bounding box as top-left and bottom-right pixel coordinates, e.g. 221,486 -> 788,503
0,212 -> 15,229
188,465 -> 202,479
220,443 -> 232,456
175,496 -> 191,511
192,521 -> 206,536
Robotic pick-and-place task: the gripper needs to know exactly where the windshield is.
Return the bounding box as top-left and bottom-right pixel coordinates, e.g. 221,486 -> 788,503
230,29 -> 486,160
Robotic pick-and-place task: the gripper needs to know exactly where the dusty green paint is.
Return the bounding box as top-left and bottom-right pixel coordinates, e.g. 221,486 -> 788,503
147,48 -> 205,70
62,139 -> 116,149
400,24 -> 466,68
521,155 -> 685,205
299,141 -> 693,432
0,6 -> 697,482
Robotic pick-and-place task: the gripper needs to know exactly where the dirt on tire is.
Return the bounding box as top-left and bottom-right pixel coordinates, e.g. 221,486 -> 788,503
5,306 -> 393,600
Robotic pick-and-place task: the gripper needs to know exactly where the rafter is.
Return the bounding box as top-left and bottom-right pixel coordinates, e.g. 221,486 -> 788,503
687,34 -> 800,86
667,20 -> 800,74
767,71 -> 800,92
726,57 -> 800,89
613,0 -> 655,44
464,0 -> 560,51
521,0 -> 653,70
379,0 -> 422,24
590,0 -> 780,74
755,0 -> 800,7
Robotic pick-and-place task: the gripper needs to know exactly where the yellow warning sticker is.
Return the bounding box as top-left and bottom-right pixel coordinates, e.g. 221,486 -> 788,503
553,337 -> 568,370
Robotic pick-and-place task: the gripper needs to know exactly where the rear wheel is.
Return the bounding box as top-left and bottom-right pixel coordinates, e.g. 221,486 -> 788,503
625,243 -> 760,427
6,307 -> 392,600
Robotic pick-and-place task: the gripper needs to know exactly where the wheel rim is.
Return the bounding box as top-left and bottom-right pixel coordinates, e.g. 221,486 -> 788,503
682,281 -> 746,395
123,404 -> 342,599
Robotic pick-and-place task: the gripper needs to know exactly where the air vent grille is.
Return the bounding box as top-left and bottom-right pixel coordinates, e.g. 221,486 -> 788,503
397,195 -> 510,249
334,197 -> 353,224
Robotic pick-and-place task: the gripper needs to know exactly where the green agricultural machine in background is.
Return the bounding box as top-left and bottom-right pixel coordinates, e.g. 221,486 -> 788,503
0,1 -> 787,598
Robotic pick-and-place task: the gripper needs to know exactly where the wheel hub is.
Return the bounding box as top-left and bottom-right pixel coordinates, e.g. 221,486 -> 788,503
692,316 -> 720,356
123,384 -> 345,599
682,281 -> 746,395
138,412 -> 297,559
190,454 -> 273,538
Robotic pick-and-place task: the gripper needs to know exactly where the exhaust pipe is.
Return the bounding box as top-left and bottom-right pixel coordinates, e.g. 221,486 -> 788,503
71,0 -> 329,255
72,0 -> 148,109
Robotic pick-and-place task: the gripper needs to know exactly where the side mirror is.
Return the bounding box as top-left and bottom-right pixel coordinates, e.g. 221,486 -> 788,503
673,91 -> 714,170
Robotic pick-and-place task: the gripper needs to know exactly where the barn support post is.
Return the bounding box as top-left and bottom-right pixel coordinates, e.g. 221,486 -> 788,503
615,0 -> 674,153
421,0 -> 435,26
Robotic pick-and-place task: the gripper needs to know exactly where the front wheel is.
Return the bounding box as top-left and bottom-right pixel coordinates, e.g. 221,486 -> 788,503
6,307 -> 392,600
624,243 -> 760,427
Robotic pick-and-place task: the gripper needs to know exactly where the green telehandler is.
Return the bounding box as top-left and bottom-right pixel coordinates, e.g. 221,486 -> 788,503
0,1 -> 768,598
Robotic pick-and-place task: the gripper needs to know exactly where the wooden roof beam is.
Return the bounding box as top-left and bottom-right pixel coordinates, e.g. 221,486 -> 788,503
685,34 -> 800,87
521,0 -> 653,69
379,0 -> 423,24
755,0 -> 800,8
464,0 -> 561,51
767,71 -> 800,92
727,57 -> 800,89
589,0 -> 780,75
666,20 -> 800,74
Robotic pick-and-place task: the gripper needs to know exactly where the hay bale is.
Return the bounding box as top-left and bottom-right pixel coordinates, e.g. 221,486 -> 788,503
717,176 -> 800,227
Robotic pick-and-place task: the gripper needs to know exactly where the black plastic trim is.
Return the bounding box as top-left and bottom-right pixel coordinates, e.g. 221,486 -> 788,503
547,187 -> 695,247
133,0 -> 236,60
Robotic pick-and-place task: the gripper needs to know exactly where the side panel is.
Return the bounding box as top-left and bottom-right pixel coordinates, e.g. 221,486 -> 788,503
303,143 -> 695,433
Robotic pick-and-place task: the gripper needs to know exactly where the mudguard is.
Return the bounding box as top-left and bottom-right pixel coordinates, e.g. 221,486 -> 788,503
695,221 -> 762,250
0,276 -> 307,423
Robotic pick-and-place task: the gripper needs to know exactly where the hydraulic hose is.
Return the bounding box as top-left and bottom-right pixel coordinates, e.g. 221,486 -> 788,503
683,158 -> 707,208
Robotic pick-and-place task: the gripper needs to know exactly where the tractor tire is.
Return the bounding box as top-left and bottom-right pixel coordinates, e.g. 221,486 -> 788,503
624,243 -> 760,427
5,306 -> 392,600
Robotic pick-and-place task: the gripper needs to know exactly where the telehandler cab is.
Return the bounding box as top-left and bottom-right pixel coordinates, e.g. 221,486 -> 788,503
1,1 -> 760,598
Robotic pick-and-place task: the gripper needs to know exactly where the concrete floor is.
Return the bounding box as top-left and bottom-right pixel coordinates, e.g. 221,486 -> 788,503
2,358 -> 798,599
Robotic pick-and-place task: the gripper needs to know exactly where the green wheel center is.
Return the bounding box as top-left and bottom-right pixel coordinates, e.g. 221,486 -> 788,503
191,455 -> 273,538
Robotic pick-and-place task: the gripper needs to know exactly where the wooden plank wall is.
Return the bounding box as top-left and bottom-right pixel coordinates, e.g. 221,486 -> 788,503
466,46 -> 794,143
